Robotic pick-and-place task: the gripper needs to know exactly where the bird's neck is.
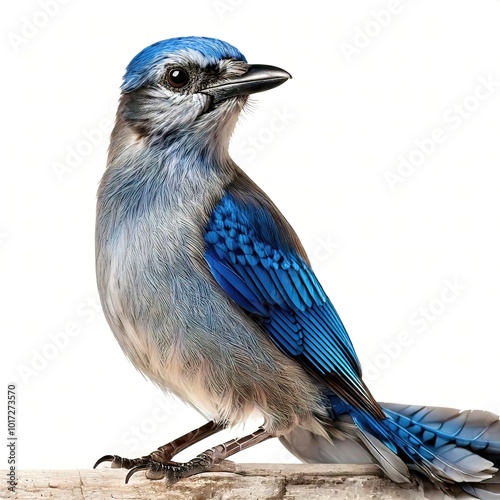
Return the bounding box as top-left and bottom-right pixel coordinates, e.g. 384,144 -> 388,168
99,121 -> 236,222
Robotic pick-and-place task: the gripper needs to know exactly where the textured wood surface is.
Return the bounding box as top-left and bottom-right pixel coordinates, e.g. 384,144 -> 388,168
3,464 -> 427,499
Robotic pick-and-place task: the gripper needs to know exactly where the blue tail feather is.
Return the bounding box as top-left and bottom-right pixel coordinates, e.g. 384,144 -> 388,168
323,396 -> 500,498
383,403 -> 500,459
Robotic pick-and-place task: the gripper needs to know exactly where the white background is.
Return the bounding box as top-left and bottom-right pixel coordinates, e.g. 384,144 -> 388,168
2,0 -> 500,472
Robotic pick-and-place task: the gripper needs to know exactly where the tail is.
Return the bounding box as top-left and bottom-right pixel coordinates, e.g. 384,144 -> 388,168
280,399 -> 500,499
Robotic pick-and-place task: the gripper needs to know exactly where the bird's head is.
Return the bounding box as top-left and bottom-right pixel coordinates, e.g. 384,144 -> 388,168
113,36 -> 291,155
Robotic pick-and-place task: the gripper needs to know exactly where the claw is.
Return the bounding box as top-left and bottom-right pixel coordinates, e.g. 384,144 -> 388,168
93,455 -> 115,469
125,464 -> 150,484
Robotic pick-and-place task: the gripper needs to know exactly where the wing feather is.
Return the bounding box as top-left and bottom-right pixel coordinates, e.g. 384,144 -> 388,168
204,179 -> 384,419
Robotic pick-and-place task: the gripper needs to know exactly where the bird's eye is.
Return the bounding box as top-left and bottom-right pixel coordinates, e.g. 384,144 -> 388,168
167,68 -> 189,88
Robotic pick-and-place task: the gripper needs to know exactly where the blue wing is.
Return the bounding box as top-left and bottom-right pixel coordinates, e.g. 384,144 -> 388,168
204,174 -> 383,419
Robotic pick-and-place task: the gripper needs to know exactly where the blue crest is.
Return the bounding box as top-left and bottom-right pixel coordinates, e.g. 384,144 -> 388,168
122,36 -> 247,93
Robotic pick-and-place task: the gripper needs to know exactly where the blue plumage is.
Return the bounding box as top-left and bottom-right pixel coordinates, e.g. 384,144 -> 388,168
204,188 -> 386,419
95,36 -> 500,498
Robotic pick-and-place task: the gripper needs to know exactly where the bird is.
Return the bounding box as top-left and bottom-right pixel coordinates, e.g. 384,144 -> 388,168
94,36 -> 500,498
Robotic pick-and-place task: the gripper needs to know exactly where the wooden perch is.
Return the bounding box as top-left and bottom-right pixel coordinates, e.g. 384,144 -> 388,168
9,464 -> 426,499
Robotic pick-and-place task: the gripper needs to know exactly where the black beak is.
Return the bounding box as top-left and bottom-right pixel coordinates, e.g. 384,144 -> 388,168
202,64 -> 291,104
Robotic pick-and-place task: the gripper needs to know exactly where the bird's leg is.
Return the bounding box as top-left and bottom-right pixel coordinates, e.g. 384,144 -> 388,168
94,420 -> 225,476
125,427 -> 273,484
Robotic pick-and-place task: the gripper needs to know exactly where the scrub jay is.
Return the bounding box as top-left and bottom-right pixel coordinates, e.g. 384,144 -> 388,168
94,37 -> 500,498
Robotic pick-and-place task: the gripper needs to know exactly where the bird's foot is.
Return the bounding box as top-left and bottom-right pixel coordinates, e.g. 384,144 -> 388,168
93,421 -> 225,479
94,427 -> 269,485
94,450 -> 235,484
